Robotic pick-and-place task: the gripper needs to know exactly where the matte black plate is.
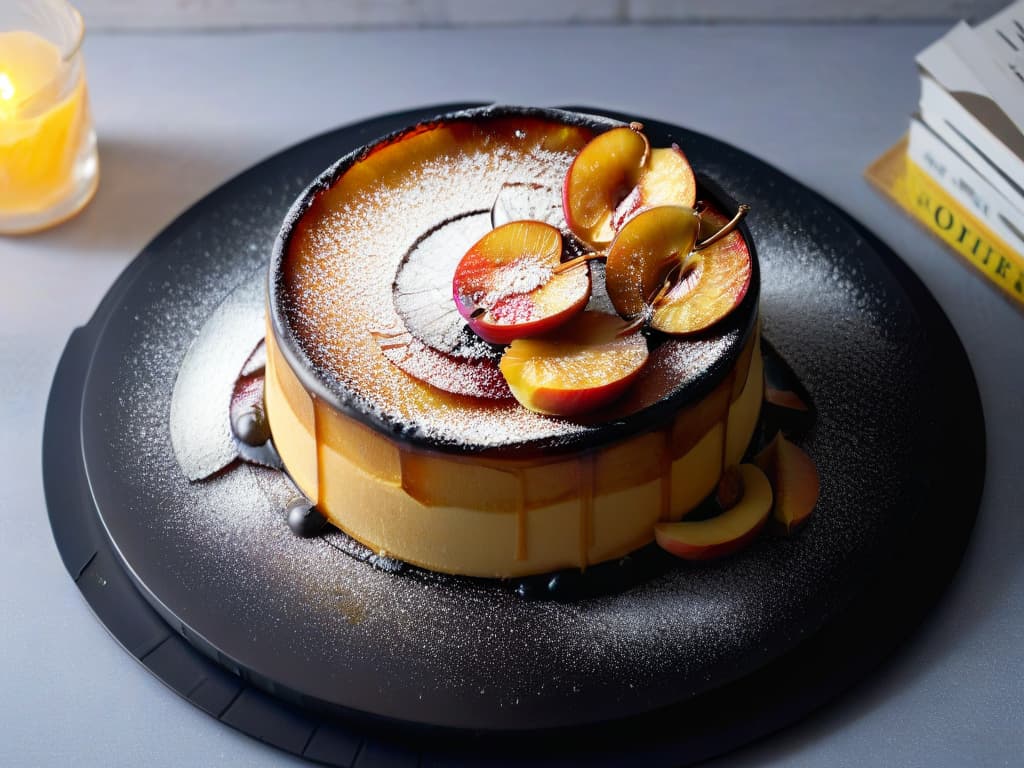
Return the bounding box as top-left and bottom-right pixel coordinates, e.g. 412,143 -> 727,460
45,104 -> 984,762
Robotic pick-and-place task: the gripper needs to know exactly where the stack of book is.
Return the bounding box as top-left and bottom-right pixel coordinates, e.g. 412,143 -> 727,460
867,0 -> 1024,310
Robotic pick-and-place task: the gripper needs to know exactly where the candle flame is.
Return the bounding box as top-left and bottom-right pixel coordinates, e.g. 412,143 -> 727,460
0,73 -> 14,102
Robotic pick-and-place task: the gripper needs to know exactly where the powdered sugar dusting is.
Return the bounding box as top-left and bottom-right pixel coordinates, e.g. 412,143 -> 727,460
77,105 -> 945,731
283,129 -> 592,449
490,181 -> 565,228
391,210 -> 495,360
279,120 -> 741,450
482,259 -> 553,313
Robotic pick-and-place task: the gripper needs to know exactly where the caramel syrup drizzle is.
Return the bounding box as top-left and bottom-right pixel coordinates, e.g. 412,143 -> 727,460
504,356 -> 748,566
579,455 -> 595,568
720,370 -> 737,478
292,330 -> 756,570
514,467 -> 528,561
659,427 -> 673,522
311,394 -> 324,509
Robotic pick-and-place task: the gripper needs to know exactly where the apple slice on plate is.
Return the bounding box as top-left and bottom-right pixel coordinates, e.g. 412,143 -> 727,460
655,463 -> 773,559
499,311 -> 648,417
453,220 -> 591,345
755,432 -> 820,533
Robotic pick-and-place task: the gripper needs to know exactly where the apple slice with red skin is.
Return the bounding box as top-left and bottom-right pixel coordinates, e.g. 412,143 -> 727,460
562,123 -> 697,248
383,210 -> 510,399
615,147 -> 699,229
453,220 -> 591,345
755,432 -> 820,533
374,328 -> 511,399
563,125 -> 648,247
650,204 -> 752,335
604,205 -> 702,319
654,463 -> 773,560
765,388 -> 809,411
600,201 -> 751,332
499,311 -> 649,417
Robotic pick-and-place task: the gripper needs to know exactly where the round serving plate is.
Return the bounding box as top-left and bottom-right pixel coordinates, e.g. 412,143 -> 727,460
44,104 -> 984,765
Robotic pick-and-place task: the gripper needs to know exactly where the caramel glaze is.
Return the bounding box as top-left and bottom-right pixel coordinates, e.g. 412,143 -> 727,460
265,108 -> 763,574
659,429 -> 673,524
514,467 -> 527,561
396,325 -> 758,564
268,319 -> 760,568
270,108 -> 760,462
579,456 -> 595,567
721,369 -> 737,478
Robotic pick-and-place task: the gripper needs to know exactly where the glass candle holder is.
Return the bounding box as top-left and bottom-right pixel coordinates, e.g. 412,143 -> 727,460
0,0 -> 98,235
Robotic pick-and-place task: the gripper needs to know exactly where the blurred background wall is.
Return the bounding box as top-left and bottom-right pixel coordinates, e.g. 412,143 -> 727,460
74,0 -> 1008,30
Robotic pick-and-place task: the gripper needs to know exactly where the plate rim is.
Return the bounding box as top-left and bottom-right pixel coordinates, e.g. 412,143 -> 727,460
52,103 -> 986,740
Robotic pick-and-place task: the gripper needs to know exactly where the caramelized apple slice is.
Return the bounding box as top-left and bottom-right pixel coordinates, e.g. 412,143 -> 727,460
563,124 -> 649,247
605,205 -> 701,319
563,123 -> 697,248
453,220 -> 591,345
393,212 -> 496,356
650,204 -> 752,335
755,432 -> 820,533
654,463 -> 772,560
624,146 -> 698,227
765,388 -> 809,411
373,328 -> 510,399
384,211 -> 510,398
499,311 -> 649,417
715,464 -> 744,510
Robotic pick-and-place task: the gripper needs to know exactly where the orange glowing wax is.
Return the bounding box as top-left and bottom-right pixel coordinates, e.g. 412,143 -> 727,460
0,29 -> 92,216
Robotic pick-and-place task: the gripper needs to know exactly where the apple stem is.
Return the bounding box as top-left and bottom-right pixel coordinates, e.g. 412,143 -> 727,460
552,251 -> 605,275
629,121 -> 651,167
694,204 -> 751,251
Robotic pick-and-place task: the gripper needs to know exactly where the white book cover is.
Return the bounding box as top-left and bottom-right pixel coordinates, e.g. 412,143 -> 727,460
975,1 -> 1024,92
919,74 -> 1024,214
942,5 -> 1024,133
915,2 -> 1024,184
908,115 -> 1024,255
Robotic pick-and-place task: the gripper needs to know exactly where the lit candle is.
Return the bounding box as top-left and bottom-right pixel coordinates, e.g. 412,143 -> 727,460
0,2 -> 97,234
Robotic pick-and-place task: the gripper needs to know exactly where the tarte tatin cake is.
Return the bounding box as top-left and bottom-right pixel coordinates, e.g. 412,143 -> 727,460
265,106 -> 780,579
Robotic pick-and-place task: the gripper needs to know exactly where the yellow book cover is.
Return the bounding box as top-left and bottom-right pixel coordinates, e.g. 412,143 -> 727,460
866,137 -> 1024,311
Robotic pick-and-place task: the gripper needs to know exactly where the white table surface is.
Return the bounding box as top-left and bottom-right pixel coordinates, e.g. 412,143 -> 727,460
3,22 -> 1022,767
